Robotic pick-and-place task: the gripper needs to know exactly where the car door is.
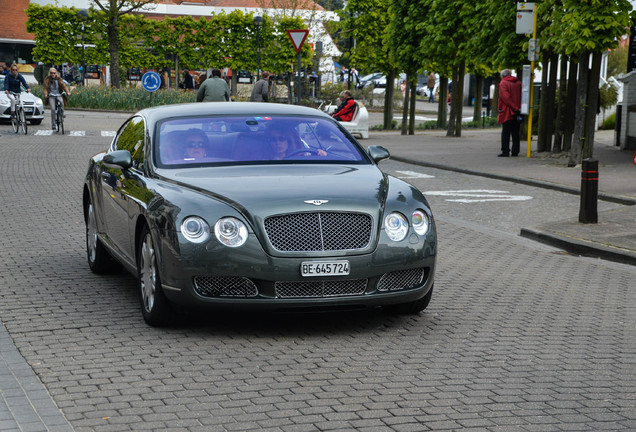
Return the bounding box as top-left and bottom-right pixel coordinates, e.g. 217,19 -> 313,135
100,116 -> 146,263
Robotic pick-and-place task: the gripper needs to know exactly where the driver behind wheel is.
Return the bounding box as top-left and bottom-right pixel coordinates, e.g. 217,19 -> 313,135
269,126 -> 326,160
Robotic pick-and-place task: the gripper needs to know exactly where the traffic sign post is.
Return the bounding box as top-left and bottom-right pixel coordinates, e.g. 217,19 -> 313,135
287,30 -> 309,105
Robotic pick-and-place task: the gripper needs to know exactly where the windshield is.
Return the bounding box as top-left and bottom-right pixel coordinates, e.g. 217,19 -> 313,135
155,115 -> 368,168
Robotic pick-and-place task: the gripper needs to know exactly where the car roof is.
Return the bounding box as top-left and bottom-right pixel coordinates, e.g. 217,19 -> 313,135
138,102 -> 332,125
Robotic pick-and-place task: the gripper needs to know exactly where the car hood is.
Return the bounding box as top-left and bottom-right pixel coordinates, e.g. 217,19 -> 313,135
158,164 -> 388,218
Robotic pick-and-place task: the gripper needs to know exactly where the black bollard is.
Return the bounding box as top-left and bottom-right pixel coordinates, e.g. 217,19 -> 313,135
579,158 -> 598,224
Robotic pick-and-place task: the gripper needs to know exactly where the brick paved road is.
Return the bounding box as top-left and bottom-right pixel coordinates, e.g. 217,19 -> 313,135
0,126 -> 635,431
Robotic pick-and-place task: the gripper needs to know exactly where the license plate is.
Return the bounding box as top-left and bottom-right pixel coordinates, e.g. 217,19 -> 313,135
301,260 -> 350,277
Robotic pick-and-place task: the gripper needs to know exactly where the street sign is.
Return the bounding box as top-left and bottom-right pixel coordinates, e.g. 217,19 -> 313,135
141,71 -> 161,92
287,29 -> 309,53
528,38 -> 539,61
516,2 -> 535,34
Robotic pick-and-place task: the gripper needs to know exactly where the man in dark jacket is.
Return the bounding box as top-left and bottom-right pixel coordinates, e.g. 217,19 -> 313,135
497,69 -> 522,157
332,90 -> 357,122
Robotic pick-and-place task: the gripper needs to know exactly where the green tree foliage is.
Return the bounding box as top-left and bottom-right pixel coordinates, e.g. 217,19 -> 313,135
26,6 -> 313,89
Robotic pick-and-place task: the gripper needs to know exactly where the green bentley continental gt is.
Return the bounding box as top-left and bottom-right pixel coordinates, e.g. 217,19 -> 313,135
83,102 -> 436,326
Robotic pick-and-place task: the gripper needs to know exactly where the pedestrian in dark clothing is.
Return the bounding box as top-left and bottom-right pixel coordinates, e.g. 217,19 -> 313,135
497,69 -> 522,157
427,72 -> 436,103
249,71 -> 270,102
183,69 -> 194,90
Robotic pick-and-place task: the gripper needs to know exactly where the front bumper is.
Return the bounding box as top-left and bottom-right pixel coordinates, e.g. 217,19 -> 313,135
158,230 -> 437,310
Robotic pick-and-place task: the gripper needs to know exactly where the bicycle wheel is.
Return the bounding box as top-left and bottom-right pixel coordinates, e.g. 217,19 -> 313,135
19,107 -> 27,135
11,110 -> 18,133
57,104 -> 64,134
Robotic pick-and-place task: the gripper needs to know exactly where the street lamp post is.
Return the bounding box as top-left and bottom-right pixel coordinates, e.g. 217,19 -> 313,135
254,15 -> 263,82
77,9 -> 88,86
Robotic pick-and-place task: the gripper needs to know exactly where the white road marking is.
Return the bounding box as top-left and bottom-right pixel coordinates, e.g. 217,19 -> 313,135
425,189 -> 533,203
69,130 -> 85,136
34,130 -> 53,136
101,131 -> 116,137
396,170 -> 435,179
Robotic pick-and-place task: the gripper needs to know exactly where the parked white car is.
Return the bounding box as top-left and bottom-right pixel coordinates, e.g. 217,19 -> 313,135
0,75 -> 45,125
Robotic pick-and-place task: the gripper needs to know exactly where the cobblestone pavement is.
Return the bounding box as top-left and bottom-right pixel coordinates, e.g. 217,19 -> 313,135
0,131 -> 635,431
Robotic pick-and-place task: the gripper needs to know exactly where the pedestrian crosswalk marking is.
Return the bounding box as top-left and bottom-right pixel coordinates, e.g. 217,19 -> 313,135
34,130 -> 53,136
397,170 -> 435,179
101,131 -> 116,137
69,131 -> 85,136
425,189 -> 532,203
11,130 -> 116,137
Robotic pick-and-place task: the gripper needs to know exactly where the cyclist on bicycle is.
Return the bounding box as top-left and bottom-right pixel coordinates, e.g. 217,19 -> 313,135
3,63 -> 30,119
43,67 -> 69,131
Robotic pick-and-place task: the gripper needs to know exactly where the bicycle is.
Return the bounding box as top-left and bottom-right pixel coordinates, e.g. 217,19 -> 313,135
9,91 -> 27,135
51,92 -> 66,134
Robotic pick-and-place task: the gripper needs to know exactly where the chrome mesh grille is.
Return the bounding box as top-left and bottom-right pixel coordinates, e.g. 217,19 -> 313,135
194,276 -> 258,297
377,268 -> 425,292
275,279 -> 368,298
264,212 -> 372,252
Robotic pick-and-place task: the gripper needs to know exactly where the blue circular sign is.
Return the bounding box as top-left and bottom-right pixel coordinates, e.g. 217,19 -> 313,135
141,71 -> 161,92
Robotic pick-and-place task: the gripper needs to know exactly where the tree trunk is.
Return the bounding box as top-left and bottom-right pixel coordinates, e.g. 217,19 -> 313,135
583,51 -> 602,159
563,60 -> 578,152
383,70 -> 396,130
492,74 -> 500,119
447,66 -> 458,137
409,79 -> 416,135
537,51 -> 550,152
569,52 -> 590,167
401,74 -> 410,136
553,55 -> 568,153
473,74 -> 483,123
108,11 -> 121,88
544,51 -> 559,152
438,76 -> 448,128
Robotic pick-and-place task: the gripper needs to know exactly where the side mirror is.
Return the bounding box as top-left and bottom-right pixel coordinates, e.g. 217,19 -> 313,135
367,145 -> 390,163
103,150 -> 133,169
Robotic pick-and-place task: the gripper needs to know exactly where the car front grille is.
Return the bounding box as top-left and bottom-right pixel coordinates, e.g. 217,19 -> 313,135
275,279 -> 368,298
377,268 -> 426,292
194,276 -> 258,298
264,212 -> 372,252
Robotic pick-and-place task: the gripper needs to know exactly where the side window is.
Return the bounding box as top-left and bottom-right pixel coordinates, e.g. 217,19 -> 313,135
114,116 -> 146,168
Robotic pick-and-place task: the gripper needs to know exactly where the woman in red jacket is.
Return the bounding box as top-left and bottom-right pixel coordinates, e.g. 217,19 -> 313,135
332,90 -> 357,122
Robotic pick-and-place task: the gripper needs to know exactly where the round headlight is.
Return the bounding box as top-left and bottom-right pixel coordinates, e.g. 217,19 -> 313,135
214,217 -> 248,247
181,216 -> 210,243
384,212 -> 408,242
412,210 -> 430,235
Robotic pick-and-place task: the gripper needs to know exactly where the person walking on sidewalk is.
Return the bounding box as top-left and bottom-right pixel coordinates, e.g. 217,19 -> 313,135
427,72 -> 436,103
196,68 -> 231,102
249,72 -> 270,102
497,69 -> 522,157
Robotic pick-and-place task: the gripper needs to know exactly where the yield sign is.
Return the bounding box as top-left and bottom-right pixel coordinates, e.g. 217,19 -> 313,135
287,29 -> 309,53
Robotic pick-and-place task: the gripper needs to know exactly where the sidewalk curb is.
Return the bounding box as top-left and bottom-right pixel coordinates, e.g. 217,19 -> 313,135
519,227 -> 636,266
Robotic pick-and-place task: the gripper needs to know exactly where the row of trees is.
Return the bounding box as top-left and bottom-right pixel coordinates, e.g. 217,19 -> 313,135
339,0 -> 634,162
26,3 -> 315,91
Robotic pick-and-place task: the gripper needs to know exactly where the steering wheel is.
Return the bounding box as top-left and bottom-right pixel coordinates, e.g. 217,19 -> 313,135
284,148 -> 322,159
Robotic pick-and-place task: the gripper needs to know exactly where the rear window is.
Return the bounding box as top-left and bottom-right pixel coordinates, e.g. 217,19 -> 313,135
154,115 -> 368,167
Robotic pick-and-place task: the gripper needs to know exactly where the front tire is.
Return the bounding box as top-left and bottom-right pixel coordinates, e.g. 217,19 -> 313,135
19,108 -> 27,135
57,106 -> 64,134
138,226 -> 171,326
384,285 -> 433,314
86,200 -> 120,274
11,112 -> 18,133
